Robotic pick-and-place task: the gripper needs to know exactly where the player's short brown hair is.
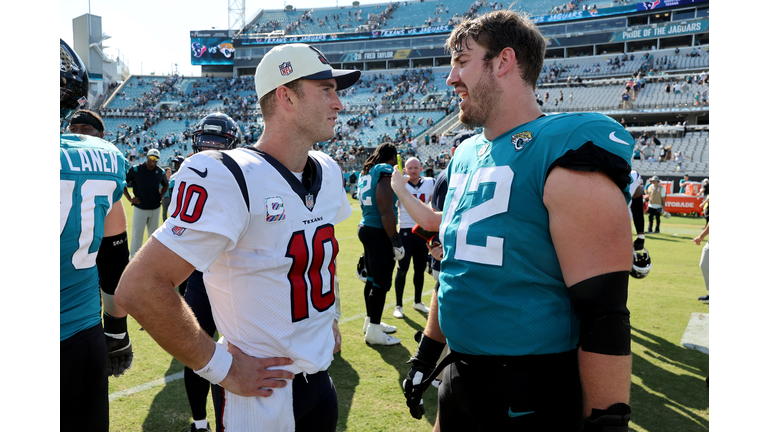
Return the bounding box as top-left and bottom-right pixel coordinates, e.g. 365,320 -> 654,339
258,78 -> 304,118
445,10 -> 546,90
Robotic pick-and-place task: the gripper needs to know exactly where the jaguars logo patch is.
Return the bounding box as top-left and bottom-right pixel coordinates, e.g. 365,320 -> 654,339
511,131 -> 533,152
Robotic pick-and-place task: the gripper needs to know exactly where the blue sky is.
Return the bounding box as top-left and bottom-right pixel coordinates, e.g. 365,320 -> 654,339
60,0 -> 389,77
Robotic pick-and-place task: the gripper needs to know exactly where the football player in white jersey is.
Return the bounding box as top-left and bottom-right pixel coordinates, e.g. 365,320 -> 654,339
116,43 -> 360,432
393,157 -> 435,319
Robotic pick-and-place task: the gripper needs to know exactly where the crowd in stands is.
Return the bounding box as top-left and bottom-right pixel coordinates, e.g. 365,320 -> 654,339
547,0 -> 588,15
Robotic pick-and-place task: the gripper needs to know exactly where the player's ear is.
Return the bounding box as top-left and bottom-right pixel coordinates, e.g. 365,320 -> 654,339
496,47 -> 516,78
275,85 -> 296,112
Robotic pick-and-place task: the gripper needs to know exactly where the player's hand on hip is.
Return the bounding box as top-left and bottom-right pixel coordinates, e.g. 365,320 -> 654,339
220,343 -> 295,397
332,319 -> 342,354
390,169 -> 409,195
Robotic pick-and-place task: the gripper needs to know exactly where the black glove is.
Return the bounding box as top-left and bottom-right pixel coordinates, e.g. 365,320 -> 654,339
633,237 -> 645,251
583,403 -> 631,432
402,331 -> 445,420
104,312 -> 134,377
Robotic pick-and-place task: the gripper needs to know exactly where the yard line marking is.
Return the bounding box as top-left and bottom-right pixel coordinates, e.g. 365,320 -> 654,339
109,372 -> 184,401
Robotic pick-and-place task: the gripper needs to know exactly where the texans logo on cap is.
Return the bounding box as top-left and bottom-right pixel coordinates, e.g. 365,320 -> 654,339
308,45 -> 330,65
279,61 -> 293,76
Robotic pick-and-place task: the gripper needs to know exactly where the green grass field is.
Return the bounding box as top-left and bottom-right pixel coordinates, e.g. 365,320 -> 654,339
111,190 -> 709,431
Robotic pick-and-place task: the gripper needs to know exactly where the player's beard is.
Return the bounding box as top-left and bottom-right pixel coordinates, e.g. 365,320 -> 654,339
458,62 -> 500,129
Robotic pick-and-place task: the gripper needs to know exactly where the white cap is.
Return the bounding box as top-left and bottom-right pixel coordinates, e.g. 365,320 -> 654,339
147,148 -> 160,158
255,43 -> 361,99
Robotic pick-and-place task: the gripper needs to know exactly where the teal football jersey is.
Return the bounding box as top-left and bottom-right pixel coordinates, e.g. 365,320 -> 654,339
60,134 -> 127,341
438,113 -> 633,356
357,163 -> 398,229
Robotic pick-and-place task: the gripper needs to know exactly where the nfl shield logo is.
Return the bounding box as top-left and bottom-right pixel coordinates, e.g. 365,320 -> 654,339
279,61 -> 293,76
305,193 -> 315,210
172,226 -> 186,236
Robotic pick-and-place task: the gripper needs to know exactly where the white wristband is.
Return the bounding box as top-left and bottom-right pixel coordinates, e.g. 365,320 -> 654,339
193,341 -> 233,385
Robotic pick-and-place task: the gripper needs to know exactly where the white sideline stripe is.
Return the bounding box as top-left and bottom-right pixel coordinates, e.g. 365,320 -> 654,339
108,291 -> 433,401
109,371 -> 184,401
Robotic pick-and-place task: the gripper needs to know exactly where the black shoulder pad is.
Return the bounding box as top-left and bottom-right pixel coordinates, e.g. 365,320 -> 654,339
547,141 -> 631,190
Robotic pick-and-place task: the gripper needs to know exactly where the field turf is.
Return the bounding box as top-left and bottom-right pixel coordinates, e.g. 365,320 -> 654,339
109,191 -> 709,431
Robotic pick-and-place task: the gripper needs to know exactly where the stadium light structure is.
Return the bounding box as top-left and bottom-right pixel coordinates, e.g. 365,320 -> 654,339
229,0 -> 246,32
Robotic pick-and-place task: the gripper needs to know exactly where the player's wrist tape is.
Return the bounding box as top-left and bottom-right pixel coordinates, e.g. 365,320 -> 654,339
390,233 -> 403,248
194,342 -> 233,385
103,312 -> 128,334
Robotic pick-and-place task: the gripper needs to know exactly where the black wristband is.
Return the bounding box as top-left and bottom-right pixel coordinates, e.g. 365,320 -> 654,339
583,403 -> 631,432
103,312 -> 128,334
390,233 -> 403,248
408,332 -> 446,367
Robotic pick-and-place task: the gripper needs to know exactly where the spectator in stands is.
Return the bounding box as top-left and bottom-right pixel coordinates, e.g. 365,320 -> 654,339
123,148 -> 169,259
678,174 -> 691,193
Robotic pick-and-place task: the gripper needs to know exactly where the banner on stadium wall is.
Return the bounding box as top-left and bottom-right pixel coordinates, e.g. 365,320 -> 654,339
235,25 -> 453,47
636,0 -> 706,12
531,5 -> 637,24
663,193 -> 704,215
610,18 -> 708,42
191,37 -> 236,65
330,47 -> 447,63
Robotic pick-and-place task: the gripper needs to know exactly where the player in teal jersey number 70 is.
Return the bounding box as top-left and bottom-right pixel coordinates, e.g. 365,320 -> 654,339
393,11 -> 633,432
60,39 -> 133,432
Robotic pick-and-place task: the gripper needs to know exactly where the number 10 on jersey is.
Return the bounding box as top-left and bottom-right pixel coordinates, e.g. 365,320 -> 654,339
285,224 -> 338,322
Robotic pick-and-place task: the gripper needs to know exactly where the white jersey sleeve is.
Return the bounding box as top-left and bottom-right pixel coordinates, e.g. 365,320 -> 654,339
153,152 -> 250,271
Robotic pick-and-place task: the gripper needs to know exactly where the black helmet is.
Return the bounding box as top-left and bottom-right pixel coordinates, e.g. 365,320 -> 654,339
356,254 -> 368,282
60,39 -> 89,122
192,112 -> 242,152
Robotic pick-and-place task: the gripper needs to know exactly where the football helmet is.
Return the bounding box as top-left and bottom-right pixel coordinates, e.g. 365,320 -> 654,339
630,248 -> 651,279
192,112 -> 242,153
356,254 -> 368,282
60,39 -> 89,122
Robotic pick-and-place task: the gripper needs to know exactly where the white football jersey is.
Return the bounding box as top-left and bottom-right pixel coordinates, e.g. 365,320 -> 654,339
154,148 -> 352,375
396,177 -> 435,229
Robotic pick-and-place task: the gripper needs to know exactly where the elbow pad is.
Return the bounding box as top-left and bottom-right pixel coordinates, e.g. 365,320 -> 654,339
96,231 -> 129,295
567,271 -> 631,356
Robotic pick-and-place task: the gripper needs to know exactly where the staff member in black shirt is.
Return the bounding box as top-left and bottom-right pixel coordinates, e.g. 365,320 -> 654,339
123,148 -> 168,258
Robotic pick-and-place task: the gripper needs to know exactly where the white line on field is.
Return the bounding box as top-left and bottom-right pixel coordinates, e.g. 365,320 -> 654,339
108,291 -> 433,401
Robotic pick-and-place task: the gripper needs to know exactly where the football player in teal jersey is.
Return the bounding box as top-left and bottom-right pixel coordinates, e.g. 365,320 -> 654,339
356,142 -> 403,346
394,11 -> 633,432
60,39 -> 133,432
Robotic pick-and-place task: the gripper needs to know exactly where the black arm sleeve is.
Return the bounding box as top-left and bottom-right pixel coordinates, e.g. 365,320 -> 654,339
547,141 -> 632,191
97,231 -> 129,295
